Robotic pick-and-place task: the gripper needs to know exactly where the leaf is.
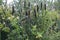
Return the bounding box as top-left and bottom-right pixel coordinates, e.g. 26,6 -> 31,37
2,27 -> 10,32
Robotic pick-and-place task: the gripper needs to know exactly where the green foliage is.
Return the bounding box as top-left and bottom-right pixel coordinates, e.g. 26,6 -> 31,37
54,0 -> 60,10
0,0 -> 60,40
0,24 -> 4,29
2,27 -> 10,32
0,0 -> 2,5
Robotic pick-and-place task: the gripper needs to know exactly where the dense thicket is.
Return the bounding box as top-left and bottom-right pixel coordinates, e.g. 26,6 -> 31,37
0,0 -> 60,40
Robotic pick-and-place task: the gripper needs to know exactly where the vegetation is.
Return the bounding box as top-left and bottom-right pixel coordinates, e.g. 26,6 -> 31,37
0,0 -> 60,40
